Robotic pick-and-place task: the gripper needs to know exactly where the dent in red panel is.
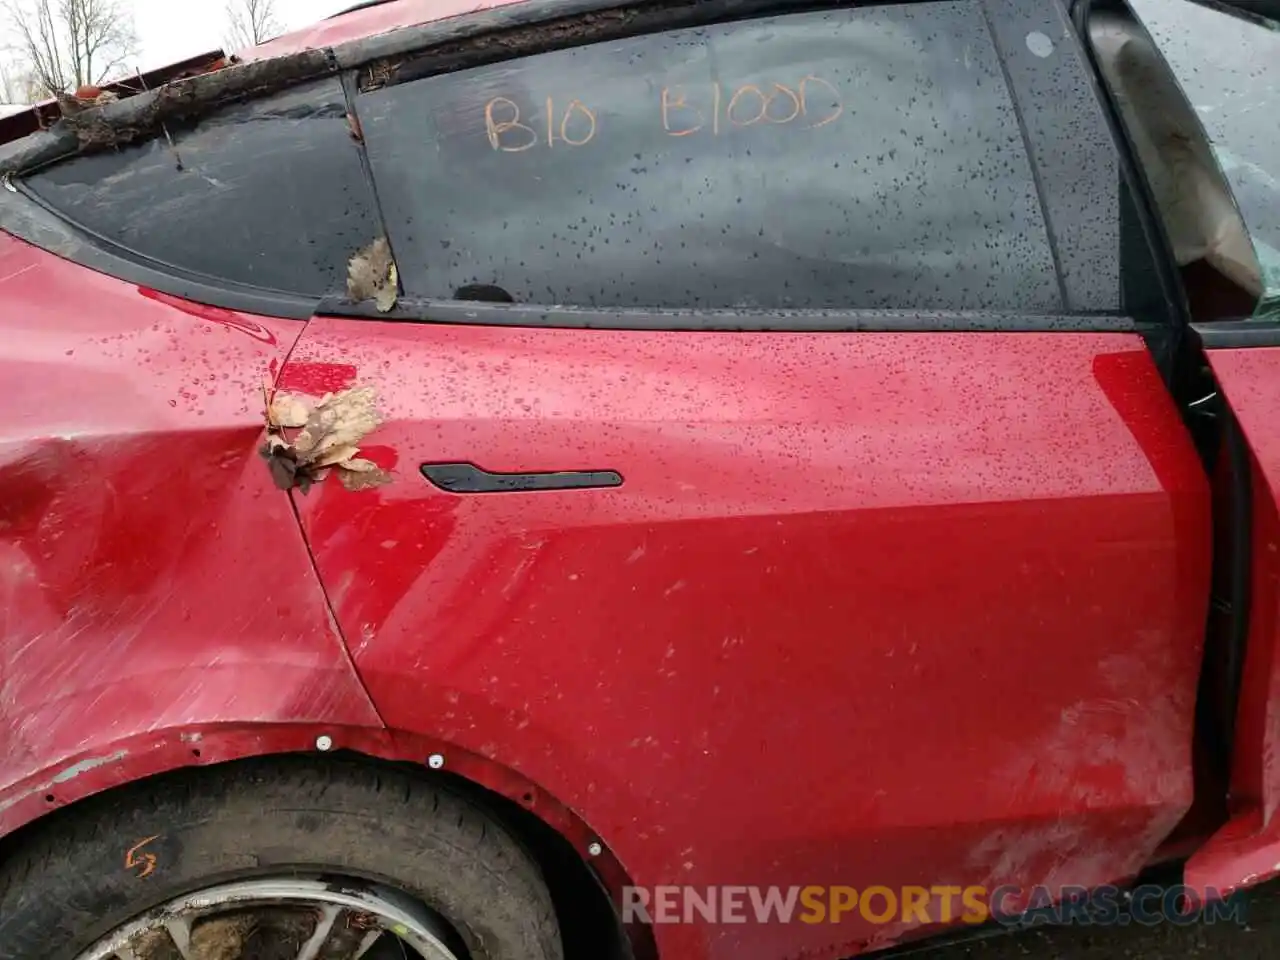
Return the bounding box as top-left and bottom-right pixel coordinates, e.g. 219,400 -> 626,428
0,236 -> 381,832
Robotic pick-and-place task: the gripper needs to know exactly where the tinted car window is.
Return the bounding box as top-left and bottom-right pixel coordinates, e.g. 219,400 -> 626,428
24,78 -> 379,297
358,3 -> 1063,312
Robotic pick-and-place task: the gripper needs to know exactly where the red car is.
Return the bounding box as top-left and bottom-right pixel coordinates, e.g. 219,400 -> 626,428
2,0 -> 1280,957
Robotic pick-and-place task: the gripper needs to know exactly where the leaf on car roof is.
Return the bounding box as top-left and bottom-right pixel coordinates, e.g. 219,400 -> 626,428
347,237 -> 399,313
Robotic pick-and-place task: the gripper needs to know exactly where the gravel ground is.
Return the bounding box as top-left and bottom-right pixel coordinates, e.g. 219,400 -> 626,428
907,880 -> 1280,960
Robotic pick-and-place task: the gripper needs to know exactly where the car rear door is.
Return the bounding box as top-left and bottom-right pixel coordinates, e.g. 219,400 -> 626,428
1107,0 -> 1280,899
278,3 -> 1215,957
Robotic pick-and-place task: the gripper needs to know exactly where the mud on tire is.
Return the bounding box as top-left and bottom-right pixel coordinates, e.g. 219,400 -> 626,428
0,756 -> 565,960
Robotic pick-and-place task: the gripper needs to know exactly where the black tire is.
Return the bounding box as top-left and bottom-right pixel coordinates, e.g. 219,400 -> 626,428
0,755 -> 565,960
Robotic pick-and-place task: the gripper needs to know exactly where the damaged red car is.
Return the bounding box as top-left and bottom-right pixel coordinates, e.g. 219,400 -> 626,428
3,0 -> 1280,957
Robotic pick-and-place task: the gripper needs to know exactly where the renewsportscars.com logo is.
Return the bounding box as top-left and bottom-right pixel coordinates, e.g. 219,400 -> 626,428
622,884 -> 1248,927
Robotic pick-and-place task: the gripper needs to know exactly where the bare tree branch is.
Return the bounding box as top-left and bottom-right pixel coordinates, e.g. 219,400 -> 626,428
0,58 -> 40,102
2,0 -> 136,96
225,0 -> 282,51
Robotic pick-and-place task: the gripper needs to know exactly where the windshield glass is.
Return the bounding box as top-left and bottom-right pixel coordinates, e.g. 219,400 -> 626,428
1129,0 -> 1280,318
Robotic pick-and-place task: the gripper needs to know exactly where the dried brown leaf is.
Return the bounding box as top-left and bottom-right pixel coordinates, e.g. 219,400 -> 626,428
312,443 -> 362,469
258,436 -> 297,491
340,463 -> 393,491
292,386 -> 381,464
189,913 -> 257,960
348,238 -> 398,312
55,91 -> 91,116
376,263 -> 399,313
127,929 -> 172,960
259,383 -> 387,493
267,392 -> 310,429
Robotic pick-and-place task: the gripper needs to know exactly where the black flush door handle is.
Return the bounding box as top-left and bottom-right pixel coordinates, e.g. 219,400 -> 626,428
422,463 -> 623,494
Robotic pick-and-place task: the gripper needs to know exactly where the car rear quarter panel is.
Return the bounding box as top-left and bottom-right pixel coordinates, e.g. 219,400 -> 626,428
0,234 -> 381,836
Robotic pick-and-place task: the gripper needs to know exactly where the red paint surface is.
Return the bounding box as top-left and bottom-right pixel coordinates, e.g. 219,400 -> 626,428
241,0 -> 527,61
0,235 -> 382,835
0,0 -> 1255,952
277,360 -> 359,395
137,288 -> 280,345
285,318 -> 1211,960
1188,348 -> 1280,896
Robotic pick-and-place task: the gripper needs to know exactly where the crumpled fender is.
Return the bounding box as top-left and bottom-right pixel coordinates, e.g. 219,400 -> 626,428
0,238 -> 626,920
0,233 -> 381,835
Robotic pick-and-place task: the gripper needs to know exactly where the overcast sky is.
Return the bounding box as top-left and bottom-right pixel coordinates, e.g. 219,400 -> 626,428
133,0 -> 351,70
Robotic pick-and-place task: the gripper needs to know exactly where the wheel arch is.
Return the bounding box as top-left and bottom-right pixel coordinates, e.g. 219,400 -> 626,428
0,723 -> 651,960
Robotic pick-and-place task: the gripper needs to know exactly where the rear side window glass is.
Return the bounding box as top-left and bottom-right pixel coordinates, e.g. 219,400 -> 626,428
357,2 -> 1063,312
24,78 -> 379,298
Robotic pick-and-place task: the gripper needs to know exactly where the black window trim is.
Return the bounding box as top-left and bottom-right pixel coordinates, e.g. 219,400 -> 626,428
976,0 -> 1071,311
1193,318 -> 1280,349
317,294 -> 1141,333
1071,0 -> 1195,341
